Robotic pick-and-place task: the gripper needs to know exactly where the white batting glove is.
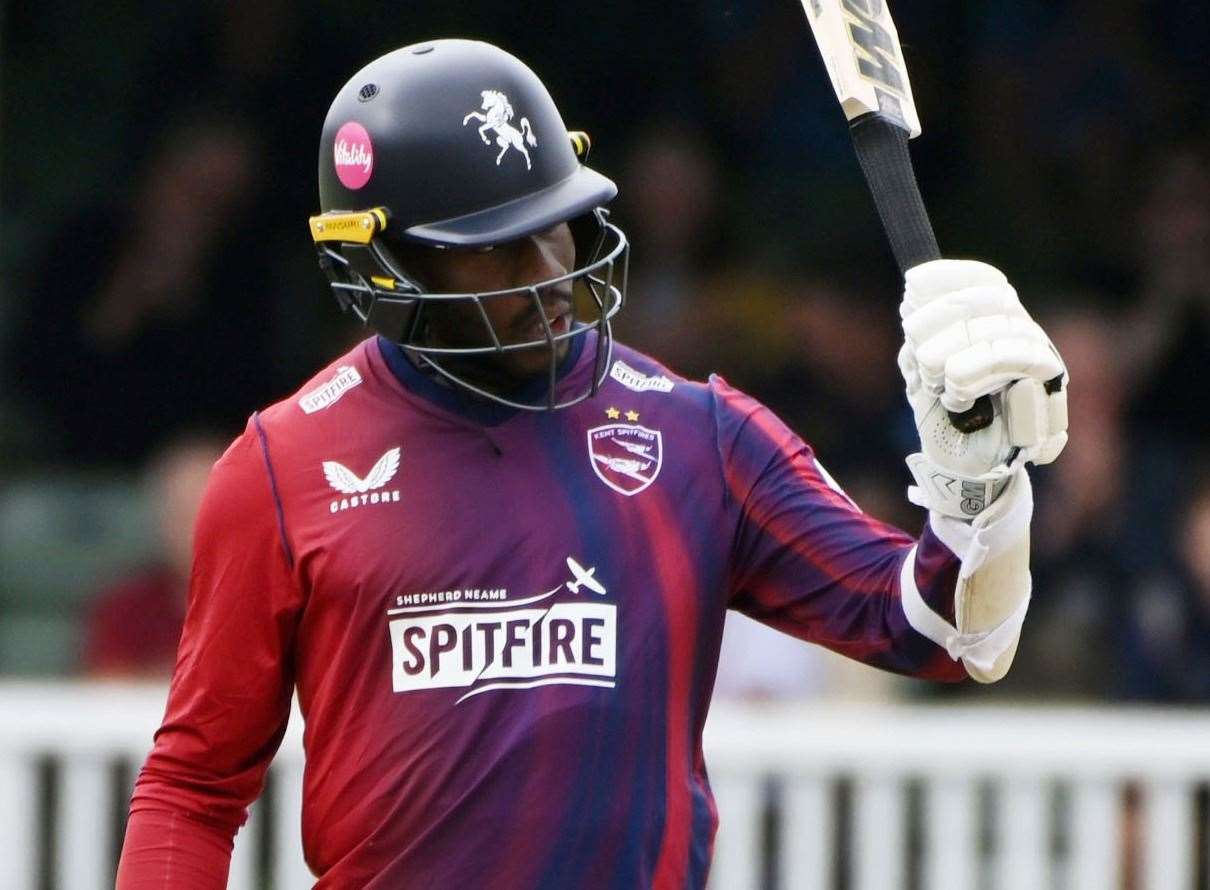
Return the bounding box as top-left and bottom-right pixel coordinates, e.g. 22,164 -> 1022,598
899,260 -> 1068,519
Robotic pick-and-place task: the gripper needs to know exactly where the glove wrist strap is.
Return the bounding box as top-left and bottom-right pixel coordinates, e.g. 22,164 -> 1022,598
905,453 -> 1015,519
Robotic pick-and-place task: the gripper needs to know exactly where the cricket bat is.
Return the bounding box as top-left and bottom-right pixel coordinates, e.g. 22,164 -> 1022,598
800,0 -> 993,431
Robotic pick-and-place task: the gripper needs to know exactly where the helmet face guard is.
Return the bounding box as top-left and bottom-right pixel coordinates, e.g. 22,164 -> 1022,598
311,207 -> 628,410
312,39 -> 629,411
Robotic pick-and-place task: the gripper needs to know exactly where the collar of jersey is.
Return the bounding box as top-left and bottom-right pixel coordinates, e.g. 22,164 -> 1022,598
376,331 -> 588,426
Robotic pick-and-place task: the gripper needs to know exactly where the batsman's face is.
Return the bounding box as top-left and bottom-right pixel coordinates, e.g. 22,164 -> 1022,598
412,223 -> 576,386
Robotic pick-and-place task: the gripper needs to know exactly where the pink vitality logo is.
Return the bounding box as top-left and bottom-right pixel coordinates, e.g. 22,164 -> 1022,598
333,121 -> 373,189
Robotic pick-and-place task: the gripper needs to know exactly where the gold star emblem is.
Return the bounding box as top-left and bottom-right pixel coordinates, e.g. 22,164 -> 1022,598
625,410 -> 640,422
605,406 -> 621,419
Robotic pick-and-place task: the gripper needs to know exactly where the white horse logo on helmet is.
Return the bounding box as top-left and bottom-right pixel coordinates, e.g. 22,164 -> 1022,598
462,90 -> 538,169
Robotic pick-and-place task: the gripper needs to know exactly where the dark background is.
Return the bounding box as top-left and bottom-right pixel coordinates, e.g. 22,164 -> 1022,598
1,0 -> 1208,701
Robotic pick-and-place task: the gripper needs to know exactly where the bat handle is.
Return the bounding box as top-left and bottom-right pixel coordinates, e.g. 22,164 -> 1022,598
848,114 -> 996,433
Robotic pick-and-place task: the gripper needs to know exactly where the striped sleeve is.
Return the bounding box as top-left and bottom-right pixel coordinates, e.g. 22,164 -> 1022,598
712,376 -> 967,682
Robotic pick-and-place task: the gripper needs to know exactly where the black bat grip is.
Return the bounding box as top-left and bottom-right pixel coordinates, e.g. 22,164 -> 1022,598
848,114 -> 994,433
849,114 -> 941,273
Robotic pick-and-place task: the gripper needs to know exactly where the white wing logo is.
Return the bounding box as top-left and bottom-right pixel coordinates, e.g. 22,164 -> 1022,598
323,447 -> 401,494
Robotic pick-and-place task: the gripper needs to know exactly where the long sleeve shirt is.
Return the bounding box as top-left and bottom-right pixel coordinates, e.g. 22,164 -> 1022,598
118,332 -> 965,889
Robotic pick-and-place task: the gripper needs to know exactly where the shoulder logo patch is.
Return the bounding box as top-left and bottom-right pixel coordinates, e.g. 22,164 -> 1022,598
609,360 -> 674,393
324,447 -> 402,513
300,365 -> 363,414
587,424 -> 663,496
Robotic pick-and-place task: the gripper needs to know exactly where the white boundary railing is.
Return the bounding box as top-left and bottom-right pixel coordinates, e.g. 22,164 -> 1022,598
0,683 -> 1207,889
705,703 -> 1210,890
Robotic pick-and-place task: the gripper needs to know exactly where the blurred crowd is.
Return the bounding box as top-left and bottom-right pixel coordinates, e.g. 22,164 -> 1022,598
0,1 -> 1207,704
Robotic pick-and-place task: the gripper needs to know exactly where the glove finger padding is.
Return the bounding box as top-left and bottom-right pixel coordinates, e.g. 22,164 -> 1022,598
914,314 -> 1044,396
898,342 -> 922,397
1004,377 -> 1068,464
902,286 -> 1024,345
941,335 -> 1066,410
904,260 -> 1008,312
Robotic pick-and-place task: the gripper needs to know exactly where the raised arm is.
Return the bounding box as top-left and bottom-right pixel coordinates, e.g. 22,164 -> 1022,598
718,378 -> 967,681
718,261 -> 1068,683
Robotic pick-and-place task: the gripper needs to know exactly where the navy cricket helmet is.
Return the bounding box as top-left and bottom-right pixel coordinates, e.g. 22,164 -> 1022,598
309,39 -> 629,410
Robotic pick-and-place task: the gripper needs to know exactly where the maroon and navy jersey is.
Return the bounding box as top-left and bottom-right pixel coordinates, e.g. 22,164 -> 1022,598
119,332 -> 965,889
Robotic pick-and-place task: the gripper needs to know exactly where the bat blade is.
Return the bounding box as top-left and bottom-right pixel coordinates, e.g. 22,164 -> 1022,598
801,0 -> 921,138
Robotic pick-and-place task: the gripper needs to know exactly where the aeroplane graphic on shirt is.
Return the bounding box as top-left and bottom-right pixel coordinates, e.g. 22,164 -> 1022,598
614,440 -> 654,458
565,557 -> 607,596
590,453 -> 653,482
